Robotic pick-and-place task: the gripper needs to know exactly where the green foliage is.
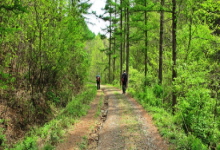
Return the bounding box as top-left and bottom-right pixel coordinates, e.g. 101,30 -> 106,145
1,0 -> 95,148
43,144 -> 54,150
64,87 -> 96,117
0,0 -> 28,13
128,67 -> 145,92
10,137 -> 38,150
127,68 -> 165,107
0,127 -> 6,147
1,0 -> 220,149
78,136 -> 88,150
140,87 -> 162,107
141,105 -> 208,150
173,59 -> 219,145
87,35 -> 108,83
153,84 -> 163,98
46,91 -> 60,104
180,134 -> 207,150
0,71 -> 15,90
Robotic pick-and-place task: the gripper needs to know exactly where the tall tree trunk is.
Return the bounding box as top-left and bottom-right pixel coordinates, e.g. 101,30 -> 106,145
113,38 -> 116,81
120,0 -> 123,85
159,0 -> 165,85
113,0 -> 117,82
126,2 -> 129,85
144,0 -> 148,86
34,1 -> 42,93
123,8 -> 127,68
172,0 -> 177,113
109,10 -> 112,83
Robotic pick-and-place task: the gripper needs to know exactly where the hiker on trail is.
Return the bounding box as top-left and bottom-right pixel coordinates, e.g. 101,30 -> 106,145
96,75 -> 101,90
121,70 -> 127,94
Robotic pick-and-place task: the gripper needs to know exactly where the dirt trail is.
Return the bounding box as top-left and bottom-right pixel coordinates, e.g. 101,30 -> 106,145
55,85 -> 170,150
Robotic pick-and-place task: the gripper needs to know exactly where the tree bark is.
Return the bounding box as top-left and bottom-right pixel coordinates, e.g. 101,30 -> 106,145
144,0 -> 148,86
113,0 -> 117,82
126,2 -> 130,86
172,0 -> 177,113
120,0 -> 123,85
159,0 -> 165,85
109,5 -> 112,83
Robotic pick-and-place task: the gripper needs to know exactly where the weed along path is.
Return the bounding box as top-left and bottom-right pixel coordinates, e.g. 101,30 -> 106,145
55,85 -> 170,150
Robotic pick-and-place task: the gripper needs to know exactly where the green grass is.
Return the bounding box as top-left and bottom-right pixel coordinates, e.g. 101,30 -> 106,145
78,136 -> 88,150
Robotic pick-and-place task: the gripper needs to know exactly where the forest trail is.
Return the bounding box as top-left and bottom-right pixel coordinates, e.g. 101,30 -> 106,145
55,85 -> 170,150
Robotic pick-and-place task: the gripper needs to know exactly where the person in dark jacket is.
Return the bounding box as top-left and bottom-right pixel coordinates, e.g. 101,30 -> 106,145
121,70 -> 127,94
96,75 -> 101,90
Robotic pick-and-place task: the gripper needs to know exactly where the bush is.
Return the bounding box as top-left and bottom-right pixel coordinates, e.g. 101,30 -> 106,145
141,105 -> 208,150
153,84 -> 163,98
10,137 -> 38,150
176,88 -> 217,145
46,91 -> 60,104
179,134 -> 207,150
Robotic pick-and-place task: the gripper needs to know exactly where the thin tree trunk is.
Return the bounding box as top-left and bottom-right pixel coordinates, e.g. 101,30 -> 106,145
109,10 -> 112,83
126,3 -> 129,86
124,11 -> 126,67
159,0 -> 165,85
113,0 -> 117,82
172,0 -> 177,113
144,0 -> 148,86
120,0 -> 123,85
113,39 -> 115,81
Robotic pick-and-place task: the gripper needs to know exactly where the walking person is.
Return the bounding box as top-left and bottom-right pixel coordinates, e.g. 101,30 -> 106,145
96,75 -> 101,90
121,70 -> 127,94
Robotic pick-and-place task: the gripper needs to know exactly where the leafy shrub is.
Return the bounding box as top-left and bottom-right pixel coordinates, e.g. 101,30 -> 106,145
153,84 -> 163,98
179,134 -> 207,150
43,144 -> 54,150
11,137 -> 38,150
141,105 -> 208,150
46,91 -> 60,104
128,67 -> 145,93
127,67 -> 163,107
176,88 -> 217,145
138,86 -> 163,107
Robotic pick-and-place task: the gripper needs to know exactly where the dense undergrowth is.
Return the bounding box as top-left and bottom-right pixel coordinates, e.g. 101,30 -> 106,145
2,84 -> 96,150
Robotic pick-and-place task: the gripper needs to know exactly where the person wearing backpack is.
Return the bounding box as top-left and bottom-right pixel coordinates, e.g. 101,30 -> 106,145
121,70 -> 127,94
96,75 -> 101,90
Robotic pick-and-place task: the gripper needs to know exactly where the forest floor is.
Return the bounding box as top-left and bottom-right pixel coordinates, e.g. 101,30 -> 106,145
55,85 -> 171,150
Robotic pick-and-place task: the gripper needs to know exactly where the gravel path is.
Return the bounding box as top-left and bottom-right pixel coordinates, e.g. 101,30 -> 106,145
97,85 -> 169,150
55,85 -> 170,150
